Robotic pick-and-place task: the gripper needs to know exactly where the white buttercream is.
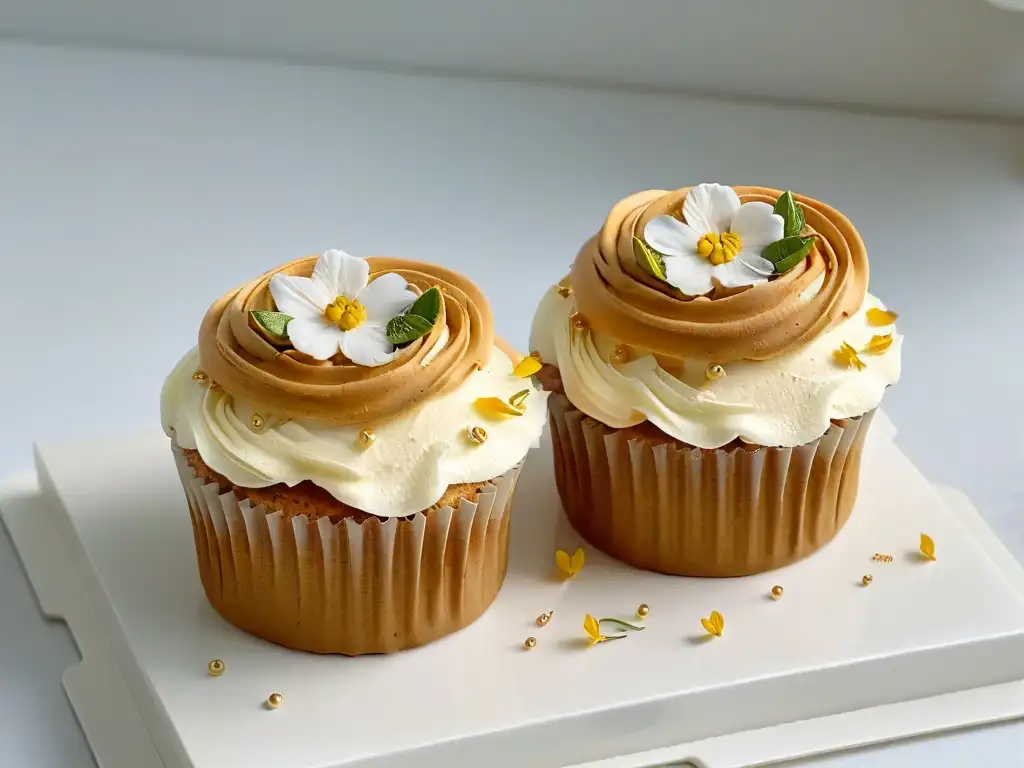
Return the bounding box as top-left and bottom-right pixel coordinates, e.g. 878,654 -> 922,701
161,346 -> 546,516
530,287 -> 900,448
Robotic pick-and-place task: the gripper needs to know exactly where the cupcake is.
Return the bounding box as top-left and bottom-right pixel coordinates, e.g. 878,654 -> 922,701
162,248 -> 546,653
531,184 -> 900,577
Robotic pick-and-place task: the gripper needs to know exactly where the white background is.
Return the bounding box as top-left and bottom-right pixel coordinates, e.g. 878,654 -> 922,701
1,2 -> 1023,763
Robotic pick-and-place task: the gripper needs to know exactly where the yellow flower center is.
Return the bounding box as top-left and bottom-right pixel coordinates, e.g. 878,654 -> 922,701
696,231 -> 743,266
324,296 -> 367,331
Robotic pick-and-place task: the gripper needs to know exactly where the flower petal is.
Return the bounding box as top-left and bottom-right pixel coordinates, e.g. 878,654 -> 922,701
643,216 -> 700,258
312,248 -> 369,300
286,316 -> 344,360
269,274 -> 330,320
664,253 -> 715,296
683,183 -> 741,235
730,202 -> 785,249
735,248 -> 776,276
713,258 -> 771,289
358,272 -> 417,323
340,324 -> 398,367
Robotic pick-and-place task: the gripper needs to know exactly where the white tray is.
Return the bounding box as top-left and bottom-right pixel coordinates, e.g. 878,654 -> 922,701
3,413 -> 1024,768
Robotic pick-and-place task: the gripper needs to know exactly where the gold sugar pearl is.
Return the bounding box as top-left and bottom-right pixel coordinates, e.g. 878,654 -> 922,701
207,659 -> 225,677
266,693 -> 284,709
570,312 -> 589,331
636,603 -> 650,619
358,428 -> 375,448
524,636 -> 537,650
192,370 -> 209,382
536,611 -> 554,627
467,426 -> 488,444
610,345 -> 634,365
862,574 -> 873,586
771,585 -> 784,600
705,363 -> 725,381
248,414 -> 265,433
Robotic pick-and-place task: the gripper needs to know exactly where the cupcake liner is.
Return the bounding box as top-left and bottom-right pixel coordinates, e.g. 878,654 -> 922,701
547,394 -> 874,577
172,445 -> 520,654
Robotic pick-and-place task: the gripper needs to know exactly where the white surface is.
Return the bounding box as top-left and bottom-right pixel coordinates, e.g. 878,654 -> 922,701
2,416 -> 1024,768
1,41 -> 1024,767
2,0 -> 1024,119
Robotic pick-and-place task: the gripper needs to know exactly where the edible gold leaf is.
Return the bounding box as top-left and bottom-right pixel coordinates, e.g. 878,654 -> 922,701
920,533 -> 936,561
862,334 -> 893,354
512,355 -> 542,378
866,307 -> 898,326
556,547 -> 585,577
701,610 -> 724,637
474,396 -> 524,419
833,341 -> 867,371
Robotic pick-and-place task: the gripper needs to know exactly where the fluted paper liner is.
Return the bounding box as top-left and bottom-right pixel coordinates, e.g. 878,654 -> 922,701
172,446 -> 520,654
548,394 -> 874,577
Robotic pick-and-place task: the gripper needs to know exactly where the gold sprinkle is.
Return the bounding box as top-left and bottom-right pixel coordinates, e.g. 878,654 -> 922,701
466,426 -> 488,444
248,414 -> 265,433
536,611 -> 553,627
701,610 -> 725,637
508,389 -> 530,411
705,363 -> 725,381
866,307 -> 898,326
512,355 -> 542,378
771,585 -> 784,600
524,636 -> 537,649
266,693 -> 284,709
610,345 -> 634,365
862,334 -> 894,354
358,428 -> 375,448
209,382 -> 222,392
872,553 -> 894,563
570,312 -> 588,331
555,278 -> 573,298
834,341 -> 866,371
920,533 -> 936,561
862,574 -> 873,586
636,603 -> 650,619
192,370 -> 209,382
207,659 -> 225,677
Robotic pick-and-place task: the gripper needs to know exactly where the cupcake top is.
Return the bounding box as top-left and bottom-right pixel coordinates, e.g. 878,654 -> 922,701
162,248 -> 546,516
530,183 -> 901,448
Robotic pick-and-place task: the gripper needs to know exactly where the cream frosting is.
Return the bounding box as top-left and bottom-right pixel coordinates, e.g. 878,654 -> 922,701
161,346 -> 547,516
530,283 -> 900,449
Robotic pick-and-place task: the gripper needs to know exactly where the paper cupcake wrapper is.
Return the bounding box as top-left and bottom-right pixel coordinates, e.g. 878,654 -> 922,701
172,446 -> 520,654
547,394 -> 874,577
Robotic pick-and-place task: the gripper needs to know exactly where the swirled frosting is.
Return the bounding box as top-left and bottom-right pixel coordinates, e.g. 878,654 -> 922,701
572,186 -> 868,363
199,256 -> 492,426
531,185 -> 901,448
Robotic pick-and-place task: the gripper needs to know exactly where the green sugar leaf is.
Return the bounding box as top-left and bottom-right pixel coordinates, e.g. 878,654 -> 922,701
250,310 -> 293,340
773,191 -> 805,238
386,313 -> 434,345
634,237 -> 668,281
599,617 -> 646,632
762,235 -> 816,274
407,285 -> 442,324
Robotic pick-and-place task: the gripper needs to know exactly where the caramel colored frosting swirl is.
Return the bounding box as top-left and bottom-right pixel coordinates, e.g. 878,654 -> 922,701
198,256 -> 494,425
571,186 -> 868,363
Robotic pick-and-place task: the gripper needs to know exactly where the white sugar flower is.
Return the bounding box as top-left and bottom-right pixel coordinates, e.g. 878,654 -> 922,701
270,249 -> 416,366
643,183 -> 783,296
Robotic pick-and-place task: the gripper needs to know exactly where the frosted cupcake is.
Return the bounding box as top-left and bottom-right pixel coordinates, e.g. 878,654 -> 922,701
162,248 -> 546,653
531,184 -> 900,577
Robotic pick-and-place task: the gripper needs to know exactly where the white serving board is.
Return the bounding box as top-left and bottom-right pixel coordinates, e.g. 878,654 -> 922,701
3,413 -> 1024,768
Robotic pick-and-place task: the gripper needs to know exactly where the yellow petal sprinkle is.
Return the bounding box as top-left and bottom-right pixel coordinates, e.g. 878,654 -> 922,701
701,610 -> 724,637
834,341 -> 867,371
584,613 -> 604,644
862,334 -> 893,354
920,533 -> 936,561
512,355 -> 542,378
555,547 -> 585,577
866,307 -> 898,326
474,396 -> 525,419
